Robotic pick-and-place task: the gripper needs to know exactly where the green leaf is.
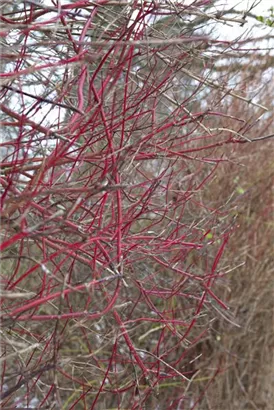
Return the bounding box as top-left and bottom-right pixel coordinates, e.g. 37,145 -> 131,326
256,16 -> 265,23
266,18 -> 274,27
205,232 -> 213,240
236,186 -> 245,194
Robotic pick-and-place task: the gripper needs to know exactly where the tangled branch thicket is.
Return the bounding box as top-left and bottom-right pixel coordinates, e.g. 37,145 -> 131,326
0,1 -> 273,409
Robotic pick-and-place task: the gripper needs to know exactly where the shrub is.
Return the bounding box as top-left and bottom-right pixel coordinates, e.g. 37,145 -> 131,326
1,1 -> 273,409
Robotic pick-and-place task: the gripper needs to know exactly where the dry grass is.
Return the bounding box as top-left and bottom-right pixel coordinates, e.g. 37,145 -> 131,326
188,137 -> 274,409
